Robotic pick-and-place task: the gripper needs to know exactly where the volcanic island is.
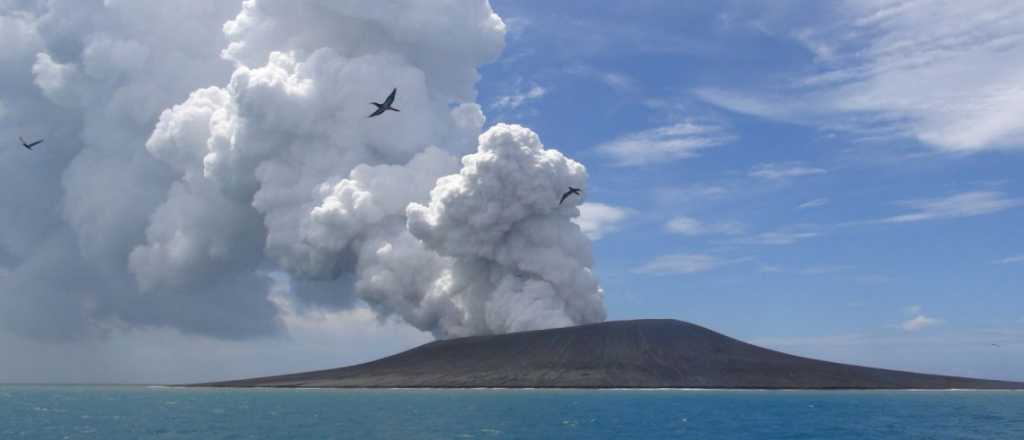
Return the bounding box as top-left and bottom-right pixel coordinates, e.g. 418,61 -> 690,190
197,319 -> 1023,389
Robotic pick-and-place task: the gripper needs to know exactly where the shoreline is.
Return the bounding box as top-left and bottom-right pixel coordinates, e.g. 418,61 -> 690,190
176,385 -> 1024,392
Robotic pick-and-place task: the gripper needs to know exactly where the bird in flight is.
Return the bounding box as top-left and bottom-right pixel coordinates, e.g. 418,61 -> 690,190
19,136 -> 43,150
368,88 -> 400,118
559,186 -> 582,205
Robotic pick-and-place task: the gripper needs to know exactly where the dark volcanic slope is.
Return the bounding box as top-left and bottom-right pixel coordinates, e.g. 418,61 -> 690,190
202,319 -> 1024,389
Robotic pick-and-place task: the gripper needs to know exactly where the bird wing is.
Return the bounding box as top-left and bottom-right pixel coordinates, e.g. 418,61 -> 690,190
368,107 -> 386,118
28,139 -> 43,147
383,88 -> 396,106
559,190 -> 572,205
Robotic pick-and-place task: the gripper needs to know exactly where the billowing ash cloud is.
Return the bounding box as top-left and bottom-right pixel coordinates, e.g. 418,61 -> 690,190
407,124 -> 604,336
0,0 -> 604,342
0,0 -> 256,341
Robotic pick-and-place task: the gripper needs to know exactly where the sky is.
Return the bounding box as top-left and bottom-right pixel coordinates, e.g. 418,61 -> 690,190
0,0 -> 1022,384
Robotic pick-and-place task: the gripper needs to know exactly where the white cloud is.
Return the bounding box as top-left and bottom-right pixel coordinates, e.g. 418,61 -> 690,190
880,191 -> 1022,223
798,198 -> 829,209
491,84 -> 547,110
665,216 -> 744,236
698,1 -> 1024,153
736,229 -> 821,245
694,87 -> 803,122
633,254 -> 728,275
799,265 -> 853,275
792,28 -> 834,61
655,184 -> 731,204
749,162 -> 827,180
501,16 -> 532,43
574,202 -> 631,240
902,315 -> 942,332
994,255 -> 1024,265
855,274 -> 892,284
757,264 -> 856,275
600,72 -> 636,91
596,120 -> 734,166
902,305 -> 942,332
566,65 -> 636,92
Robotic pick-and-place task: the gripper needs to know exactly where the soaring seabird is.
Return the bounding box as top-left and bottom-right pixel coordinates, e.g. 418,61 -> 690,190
19,136 -> 43,150
368,88 -> 400,118
559,186 -> 582,205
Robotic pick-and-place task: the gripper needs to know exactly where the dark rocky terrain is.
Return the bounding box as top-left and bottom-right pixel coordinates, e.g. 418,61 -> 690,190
199,319 -> 1024,389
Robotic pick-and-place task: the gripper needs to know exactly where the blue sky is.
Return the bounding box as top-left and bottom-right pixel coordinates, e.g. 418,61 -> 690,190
1,0 -> 1021,385
480,0 -> 1024,379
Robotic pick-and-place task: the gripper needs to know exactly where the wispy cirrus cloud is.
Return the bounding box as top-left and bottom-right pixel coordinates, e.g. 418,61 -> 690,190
758,264 -> 858,276
565,65 -> 637,92
596,120 -> 734,166
757,264 -> 876,278
694,87 -> 807,123
697,0 -> 1024,153
599,72 -> 636,92
994,255 -> 1024,265
573,203 -> 632,240
749,162 -> 827,180
879,191 -> 1022,224
735,226 -> 822,246
798,198 -> 829,209
799,265 -> 854,275
491,84 -> 547,111
654,183 -> 731,205
665,216 -> 745,236
633,253 -> 739,275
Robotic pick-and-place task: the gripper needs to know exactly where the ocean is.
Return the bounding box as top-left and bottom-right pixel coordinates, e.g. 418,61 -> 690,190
1,386 -> 1022,439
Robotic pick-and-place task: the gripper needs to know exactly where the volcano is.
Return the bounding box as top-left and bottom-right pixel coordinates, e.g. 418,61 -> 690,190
199,319 -> 1023,389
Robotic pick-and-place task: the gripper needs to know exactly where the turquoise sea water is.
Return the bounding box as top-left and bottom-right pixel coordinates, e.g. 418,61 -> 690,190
1,386 -> 1022,439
